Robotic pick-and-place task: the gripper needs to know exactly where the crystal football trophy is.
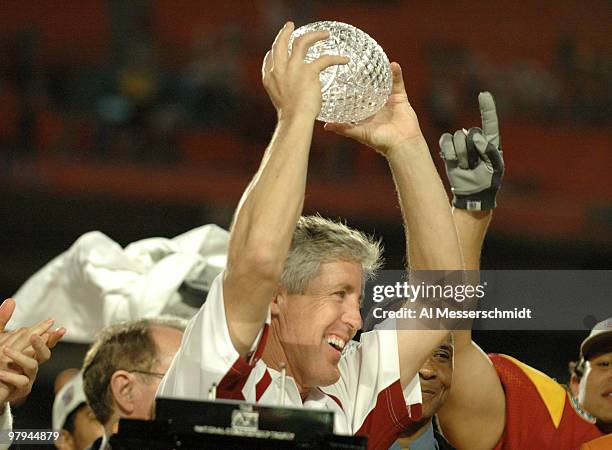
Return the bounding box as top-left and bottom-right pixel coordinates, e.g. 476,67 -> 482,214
289,21 -> 392,124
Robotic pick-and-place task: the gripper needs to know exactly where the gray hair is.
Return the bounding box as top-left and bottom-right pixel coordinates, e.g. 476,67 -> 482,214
280,215 -> 383,294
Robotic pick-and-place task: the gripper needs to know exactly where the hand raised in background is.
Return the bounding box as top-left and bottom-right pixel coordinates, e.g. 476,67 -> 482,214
439,92 -> 504,211
0,298 -> 65,410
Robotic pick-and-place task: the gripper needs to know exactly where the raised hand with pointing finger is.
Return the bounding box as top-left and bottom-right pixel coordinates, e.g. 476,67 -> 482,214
439,92 -> 504,211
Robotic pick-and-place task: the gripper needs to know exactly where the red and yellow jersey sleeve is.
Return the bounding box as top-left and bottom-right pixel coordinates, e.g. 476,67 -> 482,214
490,354 -> 603,449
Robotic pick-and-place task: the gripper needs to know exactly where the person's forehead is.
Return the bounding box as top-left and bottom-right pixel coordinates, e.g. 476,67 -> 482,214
310,261 -> 363,287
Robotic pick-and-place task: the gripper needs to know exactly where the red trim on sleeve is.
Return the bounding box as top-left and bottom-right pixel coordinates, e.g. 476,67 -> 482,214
355,379 -> 421,450
217,324 -> 269,400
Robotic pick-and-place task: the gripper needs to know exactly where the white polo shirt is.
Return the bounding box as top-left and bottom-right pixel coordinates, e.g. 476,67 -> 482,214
157,273 -> 422,449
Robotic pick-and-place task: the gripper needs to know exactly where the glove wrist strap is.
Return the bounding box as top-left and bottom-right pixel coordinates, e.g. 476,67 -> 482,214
453,188 -> 498,211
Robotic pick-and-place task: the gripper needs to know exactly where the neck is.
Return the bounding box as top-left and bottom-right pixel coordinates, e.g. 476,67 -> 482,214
262,323 -> 310,399
104,416 -> 119,438
395,419 -> 432,448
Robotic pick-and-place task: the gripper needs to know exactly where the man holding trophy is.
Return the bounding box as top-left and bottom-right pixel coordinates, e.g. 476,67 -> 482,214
158,21 -> 464,449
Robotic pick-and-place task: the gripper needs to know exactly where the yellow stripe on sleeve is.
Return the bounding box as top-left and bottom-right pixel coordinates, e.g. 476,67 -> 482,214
498,354 -> 566,428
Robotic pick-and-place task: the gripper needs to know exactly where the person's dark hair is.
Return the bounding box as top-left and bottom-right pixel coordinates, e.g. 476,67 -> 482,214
82,317 -> 186,425
568,358 -> 585,381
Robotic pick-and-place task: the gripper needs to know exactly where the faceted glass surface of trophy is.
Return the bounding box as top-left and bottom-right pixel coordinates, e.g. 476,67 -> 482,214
289,21 -> 392,123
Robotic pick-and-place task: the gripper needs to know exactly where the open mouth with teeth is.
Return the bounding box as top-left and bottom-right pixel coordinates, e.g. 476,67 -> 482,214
326,335 -> 346,352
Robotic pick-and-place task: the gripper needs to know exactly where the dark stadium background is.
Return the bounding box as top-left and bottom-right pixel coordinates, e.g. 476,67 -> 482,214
0,0 -> 609,437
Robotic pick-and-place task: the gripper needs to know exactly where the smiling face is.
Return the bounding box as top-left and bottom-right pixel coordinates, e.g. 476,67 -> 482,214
418,336 -> 454,419
271,260 -> 363,391
578,351 -> 612,427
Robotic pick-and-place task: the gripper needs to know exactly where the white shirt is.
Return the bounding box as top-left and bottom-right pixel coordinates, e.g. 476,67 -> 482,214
158,273 -> 422,449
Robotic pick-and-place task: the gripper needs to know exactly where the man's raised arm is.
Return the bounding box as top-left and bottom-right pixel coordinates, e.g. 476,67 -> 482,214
325,63 -> 463,387
436,92 -> 507,450
223,22 -> 348,356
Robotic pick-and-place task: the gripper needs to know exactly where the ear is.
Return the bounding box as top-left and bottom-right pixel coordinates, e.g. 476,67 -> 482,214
55,430 -> 76,450
109,370 -> 135,416
270,286 -> 286,317
569,374 -> 580,398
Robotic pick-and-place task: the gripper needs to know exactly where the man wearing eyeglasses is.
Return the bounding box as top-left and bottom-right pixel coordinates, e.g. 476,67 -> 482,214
81,317 -> 186,450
